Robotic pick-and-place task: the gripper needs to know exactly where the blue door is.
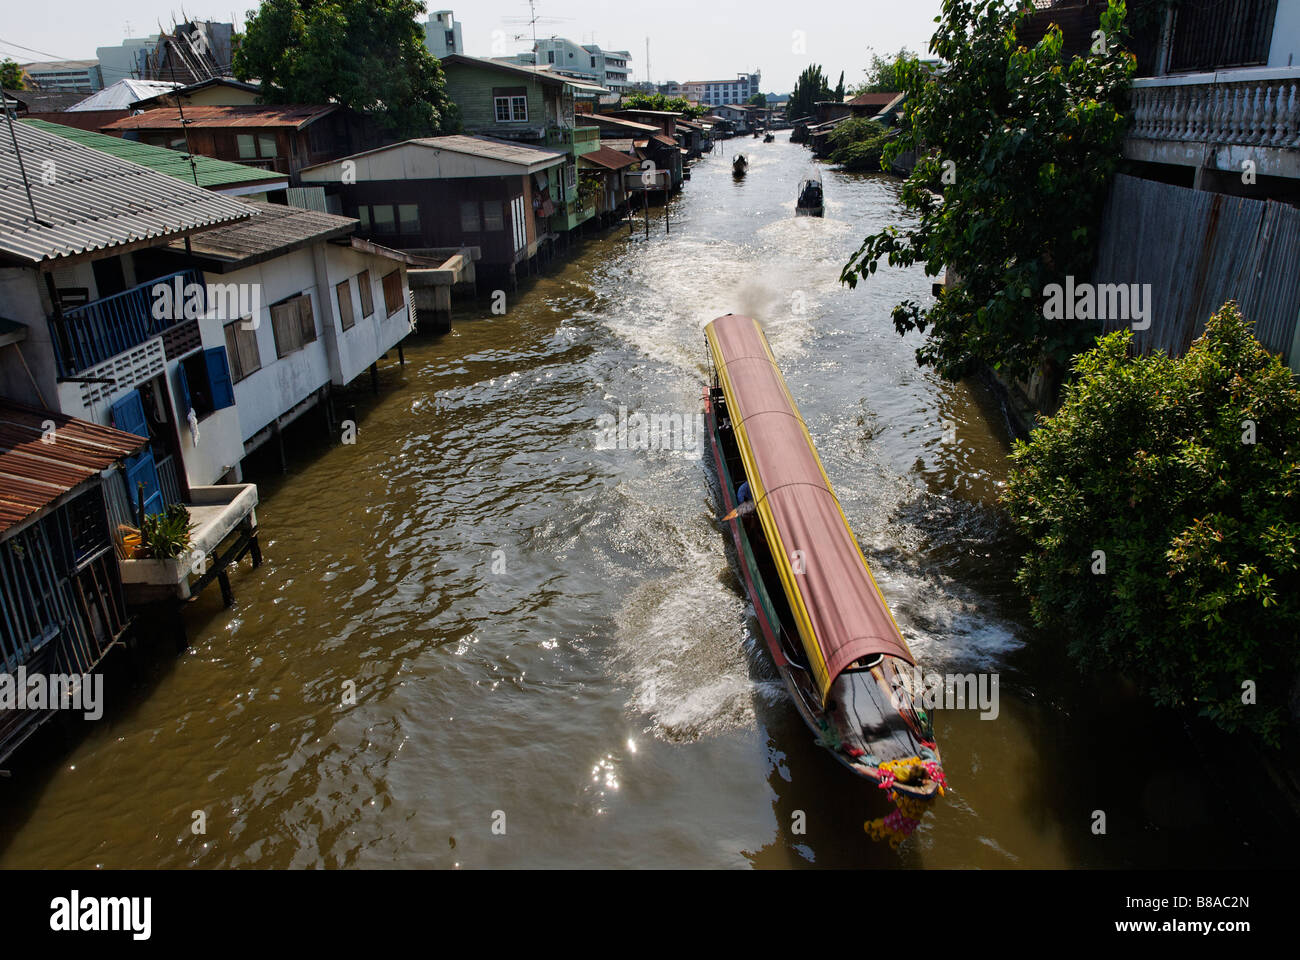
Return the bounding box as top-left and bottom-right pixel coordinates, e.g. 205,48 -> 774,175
111,390 -> 164,519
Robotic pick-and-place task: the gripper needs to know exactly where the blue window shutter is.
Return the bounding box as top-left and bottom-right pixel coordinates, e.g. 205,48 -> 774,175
204,347 -> 235,410
174,361 -> 192,414
110,390 -> 149,438
124,454 -> 164,518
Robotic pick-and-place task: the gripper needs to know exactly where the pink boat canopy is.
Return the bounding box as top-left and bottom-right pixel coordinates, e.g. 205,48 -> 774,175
705,314 -> 915,703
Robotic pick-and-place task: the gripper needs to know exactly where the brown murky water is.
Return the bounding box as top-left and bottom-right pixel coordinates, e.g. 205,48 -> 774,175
2,140 -> 1292,868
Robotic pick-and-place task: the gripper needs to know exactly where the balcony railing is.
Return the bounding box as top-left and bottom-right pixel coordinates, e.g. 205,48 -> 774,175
51,268 -> 204,378
1128,71 -> 1300,150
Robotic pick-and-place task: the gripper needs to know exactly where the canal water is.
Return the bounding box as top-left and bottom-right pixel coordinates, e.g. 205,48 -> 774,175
2,139 -> 1291,868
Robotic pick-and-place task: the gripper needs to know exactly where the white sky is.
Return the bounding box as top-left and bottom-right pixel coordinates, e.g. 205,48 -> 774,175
1,0 -> 943,93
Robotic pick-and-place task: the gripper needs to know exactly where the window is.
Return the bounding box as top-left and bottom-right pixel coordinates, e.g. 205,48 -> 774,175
381,270 -> 403,317
336,279 -> 355,331
357,205 -> 370,229
357,270 -> 374,318
258,133 -> 277,157
547,50 -> 555,64
482,201 -> 504,232
237,133 -> 277,159
398,204 -> 420,233
372,204 -> 396,233
270,293 -> 317,358
223,319 -> 262,382
237,133 -> 256,159
178,348 -> 236,418
460,200 -> 480,232
493,87 -> 529,122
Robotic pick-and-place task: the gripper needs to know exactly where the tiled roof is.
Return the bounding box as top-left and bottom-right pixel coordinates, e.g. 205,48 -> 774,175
0,399 -> 147,536
0,121 -> 254,266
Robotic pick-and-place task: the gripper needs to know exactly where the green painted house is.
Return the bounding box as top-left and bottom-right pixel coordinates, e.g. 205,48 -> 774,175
441,55 -> 602,234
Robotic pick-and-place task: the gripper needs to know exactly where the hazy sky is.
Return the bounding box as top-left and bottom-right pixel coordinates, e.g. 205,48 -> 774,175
2,1 -> 944,93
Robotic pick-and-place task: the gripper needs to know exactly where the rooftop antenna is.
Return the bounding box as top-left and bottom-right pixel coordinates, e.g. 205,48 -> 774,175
645,37 -> 650,85
504,0 -> 572,53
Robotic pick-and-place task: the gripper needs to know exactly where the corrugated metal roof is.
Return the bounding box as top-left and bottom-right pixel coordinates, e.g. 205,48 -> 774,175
69,79 -> 181,112
21,118 -> 286,190
590,114 -> 659,133
0,399 -> 146,536
413,135 -> 566,166
176,200 -> 357,264
0,122 -> 256,266
0,121 -> 255,266
105,103 -> 337,131
579,145 -> 638,170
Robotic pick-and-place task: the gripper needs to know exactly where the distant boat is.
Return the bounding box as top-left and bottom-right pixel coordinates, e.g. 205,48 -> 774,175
704,314 -> 945,800
763,132 -> 774,143
796,175 -> 823,217
733,154 -> 748,177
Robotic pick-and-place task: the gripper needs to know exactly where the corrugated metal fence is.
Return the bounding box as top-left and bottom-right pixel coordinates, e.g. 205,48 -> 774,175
1093,174 -> 1300,365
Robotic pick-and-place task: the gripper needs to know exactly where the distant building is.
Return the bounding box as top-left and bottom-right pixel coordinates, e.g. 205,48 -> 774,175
424,10 -> 463,58
96,35 -> 160,85
19,60 -> 103,94
656,81 -> 683,98
507,38 -> 632,93
140,21 -> 235,84
681,72 -> 760,108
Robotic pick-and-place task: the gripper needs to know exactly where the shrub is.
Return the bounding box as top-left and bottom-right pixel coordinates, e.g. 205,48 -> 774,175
828,117 -> 893,172
1003,303 -> 1300,743
139,504 -> 194,561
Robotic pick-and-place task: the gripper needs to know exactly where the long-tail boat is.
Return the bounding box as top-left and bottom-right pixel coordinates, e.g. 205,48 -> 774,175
703,314 -> 945,801
732,154 -> 748,177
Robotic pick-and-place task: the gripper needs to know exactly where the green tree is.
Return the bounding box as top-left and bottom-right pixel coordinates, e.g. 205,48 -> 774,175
834,70 -> 845,101
746,92 -> 767,107
1003,303 -> 1300,744
851,47 -> 918,94
1,58 -> 25,90
621,91 -> 708,118
786,64 -> 832,119
827,117 -> 892,172
840,0 -> 1134,382
233,0 -> 456,138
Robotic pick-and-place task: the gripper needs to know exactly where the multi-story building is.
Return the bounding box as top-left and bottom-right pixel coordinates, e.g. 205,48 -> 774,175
682,72 -> 761,108
95,35 -> 160,85
441,54 -> 603,236
508,38 -> 633,93
424,10 -> 463,59
19,60 -> 104,94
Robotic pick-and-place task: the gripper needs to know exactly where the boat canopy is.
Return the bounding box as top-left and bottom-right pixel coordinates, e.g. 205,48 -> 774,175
706,314 -> 914,703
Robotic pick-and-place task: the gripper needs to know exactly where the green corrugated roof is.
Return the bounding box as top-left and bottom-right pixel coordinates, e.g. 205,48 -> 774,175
19,118 -> 286,191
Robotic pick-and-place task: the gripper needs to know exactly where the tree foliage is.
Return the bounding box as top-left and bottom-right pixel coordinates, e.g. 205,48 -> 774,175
840,0 -> 1134,382
852,47 -> 918,95
621,92 -> 709,118
828,117 -> 893,172
786,64 -> 832,119
233,0 -> 456,138
1003,303 -> 1300,744
1,59 -> 25,90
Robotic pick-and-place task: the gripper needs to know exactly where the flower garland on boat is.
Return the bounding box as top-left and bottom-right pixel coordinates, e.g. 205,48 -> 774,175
862,754 -> 948,848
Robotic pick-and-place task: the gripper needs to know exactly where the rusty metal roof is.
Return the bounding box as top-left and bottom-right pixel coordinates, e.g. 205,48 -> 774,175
579,146 -> 639,171
104,103 -> 338,131
0,121 -> 254,266
0,399 -> 147,536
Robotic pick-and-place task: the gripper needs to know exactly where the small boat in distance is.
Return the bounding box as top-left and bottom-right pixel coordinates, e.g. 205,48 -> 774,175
796,175 -> 824,216
733,154 -> 748,177
763,132 -> 775,143
704,315 -> 945,805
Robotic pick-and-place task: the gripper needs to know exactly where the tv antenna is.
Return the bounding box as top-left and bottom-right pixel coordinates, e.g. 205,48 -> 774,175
503,0 -> 572,52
